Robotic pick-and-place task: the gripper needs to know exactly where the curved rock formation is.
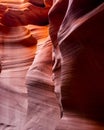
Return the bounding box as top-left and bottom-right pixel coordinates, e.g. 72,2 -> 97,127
0,25 -> 37,129
0,0 -> 53,130
49,0 -> 104,130
0,0 -> 50,26
25,36 -> 60,130
0,0 -> 104,130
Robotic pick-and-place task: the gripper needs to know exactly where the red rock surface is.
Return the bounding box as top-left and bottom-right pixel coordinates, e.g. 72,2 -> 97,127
49,0 -> 104,130
0,0 -> 104,130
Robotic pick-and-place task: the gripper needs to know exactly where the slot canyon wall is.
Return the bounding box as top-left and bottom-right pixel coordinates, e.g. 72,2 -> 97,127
0,0 -> 104,130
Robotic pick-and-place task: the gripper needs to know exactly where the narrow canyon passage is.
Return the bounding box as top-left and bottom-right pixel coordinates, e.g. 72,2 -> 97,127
0,0 -> 104,130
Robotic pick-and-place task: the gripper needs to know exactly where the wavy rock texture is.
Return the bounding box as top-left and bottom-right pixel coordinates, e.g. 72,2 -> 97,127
0,25 -> 38,129
0,0 -> 104,130
25,36 -> 60,130
24,24 -> 60,130
0,0 -> 50,26
49,0 -> 104,130
0,0 -> 59,130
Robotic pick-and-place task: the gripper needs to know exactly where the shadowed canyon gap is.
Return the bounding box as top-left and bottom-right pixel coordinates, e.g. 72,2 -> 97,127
0,0 -> 104,130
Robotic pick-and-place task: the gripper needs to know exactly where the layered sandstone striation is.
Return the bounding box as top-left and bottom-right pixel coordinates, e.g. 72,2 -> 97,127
0,0 -> 104,130
49,0 -> 104,130
0,0 -> 58,130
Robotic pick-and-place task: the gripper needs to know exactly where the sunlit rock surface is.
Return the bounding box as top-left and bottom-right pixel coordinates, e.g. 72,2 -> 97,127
0,0 -> 50,26
24,25 -> 60,130
24,36 -> 60,130
0,0 -> 104,130
0,25 -> 37,129
0,0 -> 58,130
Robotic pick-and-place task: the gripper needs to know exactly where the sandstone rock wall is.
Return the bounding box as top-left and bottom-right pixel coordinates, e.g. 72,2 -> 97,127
49,0 -> 104,129
0,0 -> 104,130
